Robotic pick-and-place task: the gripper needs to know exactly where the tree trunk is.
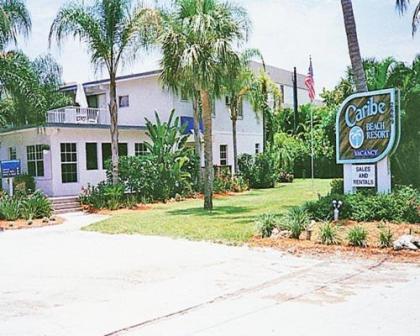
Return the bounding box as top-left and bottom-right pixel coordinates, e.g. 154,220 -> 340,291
192,95 -> 202,187
261,78 -> 269,151
230,102 -> 239,174
340,0 -> 368,92
192,96 -> 201,160
200,90 -> 213,210
109,72 -> 119,184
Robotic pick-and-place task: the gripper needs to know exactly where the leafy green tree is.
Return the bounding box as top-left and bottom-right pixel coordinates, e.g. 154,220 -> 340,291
49,0 -> 160,184
223,49 -> 281,173
0,0 -> 31,50
144,110 -> 191,201
160,0 -> 250,210
0,53 -> 71,126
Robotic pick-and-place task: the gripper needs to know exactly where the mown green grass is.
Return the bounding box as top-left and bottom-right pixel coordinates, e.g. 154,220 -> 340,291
84,179 -> 332,243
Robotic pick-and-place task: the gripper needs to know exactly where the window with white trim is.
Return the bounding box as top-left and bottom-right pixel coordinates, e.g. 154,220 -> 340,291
27,145 -> 44,177
135,143 -> 148,156
220,145 -> 228,166
61,143 -> 78,183
9,147 -> 16,160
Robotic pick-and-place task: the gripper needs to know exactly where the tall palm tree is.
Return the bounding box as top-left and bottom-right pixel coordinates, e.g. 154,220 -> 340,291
160,0 -> 250,210
224,50 -> 281,173
340,0 -> 368,92
396,0 -> 420,35
49,0 -> 160,184
223,49 -> 262,174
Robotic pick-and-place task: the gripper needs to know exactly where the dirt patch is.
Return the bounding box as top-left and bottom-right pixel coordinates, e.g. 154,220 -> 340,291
0,217 -> 64,231
250,220 -> 420,263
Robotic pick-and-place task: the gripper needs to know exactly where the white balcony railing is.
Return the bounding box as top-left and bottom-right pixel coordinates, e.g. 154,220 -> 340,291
47,107 -> 106,124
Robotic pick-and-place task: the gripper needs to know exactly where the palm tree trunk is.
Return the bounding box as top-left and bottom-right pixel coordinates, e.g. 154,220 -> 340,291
200,90 -> 213,210
230,103 -> 238,174
109,72 -> 119,184
192,96 -> 201,160
262,79 -> 268,150
341,0 -> 368,92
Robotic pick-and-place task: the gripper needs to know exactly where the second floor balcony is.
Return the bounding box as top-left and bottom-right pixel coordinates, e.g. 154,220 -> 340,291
47,106 -> 108,125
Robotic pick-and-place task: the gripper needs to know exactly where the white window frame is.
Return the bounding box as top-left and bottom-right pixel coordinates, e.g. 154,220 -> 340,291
220,144 -> 228,166
61,143 -> 78,184
9,147 -> 16,160
135,143 -> 149,156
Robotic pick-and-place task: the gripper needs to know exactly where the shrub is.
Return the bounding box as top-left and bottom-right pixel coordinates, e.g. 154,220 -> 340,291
255,213 -> 279,238
21,191 -> 52,219
379,227 -> 393,248
303,194 -> 350,221
0,196 -> 21,221
303,185 -> 419,223
318,222 -> 340,245
347,226 -> 368,247
79,182 -> 108,209
103,183 -> 125,210
13,174 -> 36,195
238,152 -> 276,189
281,207 -> 310,239
330,179 -> 344,195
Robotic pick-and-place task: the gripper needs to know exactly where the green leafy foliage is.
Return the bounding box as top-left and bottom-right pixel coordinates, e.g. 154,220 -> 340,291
318,222 -> 340,245
0,196 -> 21,221
330,179 -> 344,195
13,174 -> 36,195
379,227 -> 393,248
347,226 -> 368,247
21,191 -> 52,219
280,207 -> 310,239
238,153 -> 276,189
255,213 -> 278,238
304,186 -> 419,223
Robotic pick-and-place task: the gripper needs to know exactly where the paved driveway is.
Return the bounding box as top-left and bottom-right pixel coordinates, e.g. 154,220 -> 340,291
0,213 -> 419,336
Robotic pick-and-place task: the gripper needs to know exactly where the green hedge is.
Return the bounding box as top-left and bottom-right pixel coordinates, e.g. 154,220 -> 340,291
303,185 -> 419,223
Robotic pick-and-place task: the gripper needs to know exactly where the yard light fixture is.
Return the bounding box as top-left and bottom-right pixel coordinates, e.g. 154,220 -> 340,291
332,200 -> 343,222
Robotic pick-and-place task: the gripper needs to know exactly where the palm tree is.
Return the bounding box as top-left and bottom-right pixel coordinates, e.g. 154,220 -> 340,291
49,0 -> 160,184
224,50 -> 281,173
396,0 -> 420,35
0,0 -> 31,50
223,49 -> 261,174
340,0 -> 368,92
160,0 -> 250,210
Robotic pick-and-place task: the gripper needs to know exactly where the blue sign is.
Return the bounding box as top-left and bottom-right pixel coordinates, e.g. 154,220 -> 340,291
180,116 -> 204,135
1,160 -> 21,178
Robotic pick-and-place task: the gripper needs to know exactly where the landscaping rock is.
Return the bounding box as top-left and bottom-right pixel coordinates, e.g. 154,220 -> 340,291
271,228 -> 292,239
393,235 -> 420,251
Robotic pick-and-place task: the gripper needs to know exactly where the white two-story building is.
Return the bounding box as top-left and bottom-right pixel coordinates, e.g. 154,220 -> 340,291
0,63 -> 309,197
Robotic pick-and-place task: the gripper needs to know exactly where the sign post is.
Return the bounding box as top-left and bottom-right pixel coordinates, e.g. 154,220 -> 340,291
1,160 -> 22,196
336,88 -> 400,194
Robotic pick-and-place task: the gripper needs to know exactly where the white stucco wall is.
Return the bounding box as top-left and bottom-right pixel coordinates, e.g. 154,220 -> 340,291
0,128 -> 53,195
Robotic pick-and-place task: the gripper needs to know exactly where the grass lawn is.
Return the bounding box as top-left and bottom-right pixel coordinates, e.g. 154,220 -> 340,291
84,179 -> 332,243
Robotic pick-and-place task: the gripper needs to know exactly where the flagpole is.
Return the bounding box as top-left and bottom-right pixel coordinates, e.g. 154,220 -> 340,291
311,106 -> 314,190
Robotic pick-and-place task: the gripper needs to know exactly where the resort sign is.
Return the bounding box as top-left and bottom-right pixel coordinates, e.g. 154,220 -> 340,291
336,88 -> 400,164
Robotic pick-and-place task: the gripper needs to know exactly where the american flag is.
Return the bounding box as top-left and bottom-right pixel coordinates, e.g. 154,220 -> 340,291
305,56 -> 315,102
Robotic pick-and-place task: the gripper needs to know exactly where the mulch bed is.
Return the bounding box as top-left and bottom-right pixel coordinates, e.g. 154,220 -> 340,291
250,220 -> 420,263
0,217 -> 64,231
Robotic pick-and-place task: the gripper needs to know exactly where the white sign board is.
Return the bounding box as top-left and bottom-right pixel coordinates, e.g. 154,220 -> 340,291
351,165 -> 376,188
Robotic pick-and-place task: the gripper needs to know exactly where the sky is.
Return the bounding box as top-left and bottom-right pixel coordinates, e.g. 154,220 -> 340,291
16,0 -> 420,93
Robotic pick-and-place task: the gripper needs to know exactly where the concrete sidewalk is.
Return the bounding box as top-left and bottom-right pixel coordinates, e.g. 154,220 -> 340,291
0,213 -> 419,336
